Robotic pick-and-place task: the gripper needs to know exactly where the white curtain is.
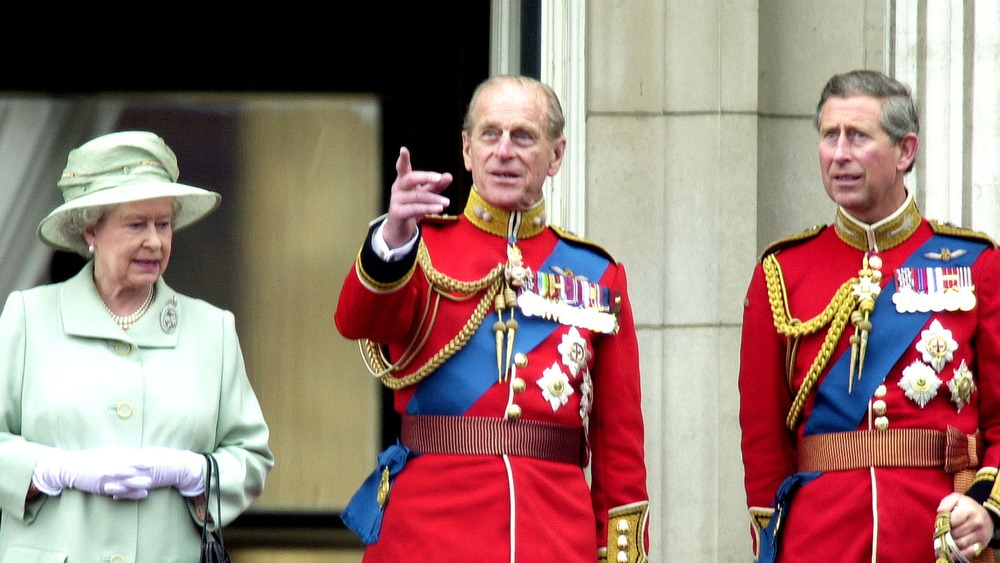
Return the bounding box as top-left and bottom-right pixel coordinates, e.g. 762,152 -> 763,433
0,97 -> 122,303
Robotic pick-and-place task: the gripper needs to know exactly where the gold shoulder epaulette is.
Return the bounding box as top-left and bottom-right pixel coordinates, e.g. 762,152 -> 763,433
423,213 -> 460,224
551,225 -> 618,264
759,224 -> 826,262
928,220 -> 998,249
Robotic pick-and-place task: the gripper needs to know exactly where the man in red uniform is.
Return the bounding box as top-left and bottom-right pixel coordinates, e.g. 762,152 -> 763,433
739,69 -> 1000,562
335,75 -> 649,562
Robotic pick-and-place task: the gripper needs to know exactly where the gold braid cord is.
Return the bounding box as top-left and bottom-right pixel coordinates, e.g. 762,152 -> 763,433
933,512 -> 954,563
361,240 -> 505,390
762,254 -> 860,430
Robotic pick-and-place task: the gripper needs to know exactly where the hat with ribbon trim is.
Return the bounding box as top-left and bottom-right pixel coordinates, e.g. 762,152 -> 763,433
37,130 -> 221,253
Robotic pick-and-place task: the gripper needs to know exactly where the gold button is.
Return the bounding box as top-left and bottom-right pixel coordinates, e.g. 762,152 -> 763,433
617,520 -> 631,533
111,556 -> 126,563
514,353 -> 528,368
473,205 -> 493,222
617,536 -> 630,549
872,400 -> 886,416
116,402 -> 133,419
505,404 -> 522,420
874,384 -> 887,398
617,553 -> 628,563
875,416 -> 889,431
512,378 -> 526,393
115,342 -> 131,356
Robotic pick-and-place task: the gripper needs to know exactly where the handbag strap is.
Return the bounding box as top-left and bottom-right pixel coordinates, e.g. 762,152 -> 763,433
200,453 -> 225,550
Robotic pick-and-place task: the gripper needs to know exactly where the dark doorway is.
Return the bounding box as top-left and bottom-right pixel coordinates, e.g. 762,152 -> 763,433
7,2 -> 493,548
10,1 -> 493,451
3,3 -> 492,217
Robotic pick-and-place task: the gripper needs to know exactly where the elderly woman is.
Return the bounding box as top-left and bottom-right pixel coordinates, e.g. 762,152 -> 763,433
0,131 -> 273,561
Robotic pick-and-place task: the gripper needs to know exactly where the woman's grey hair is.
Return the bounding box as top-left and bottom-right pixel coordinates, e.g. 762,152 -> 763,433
58,199 -> 182,257
463,75 -> 566,141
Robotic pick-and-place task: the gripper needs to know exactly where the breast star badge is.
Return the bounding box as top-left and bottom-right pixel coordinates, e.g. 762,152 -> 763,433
948,360 -> 976,412
558,326 -> 591,379
898,360 -> 943,408
537,362 -> 574,412
915,319 -> 958,373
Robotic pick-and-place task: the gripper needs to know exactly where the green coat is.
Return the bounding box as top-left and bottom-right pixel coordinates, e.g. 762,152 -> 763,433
0,263 -> 273,562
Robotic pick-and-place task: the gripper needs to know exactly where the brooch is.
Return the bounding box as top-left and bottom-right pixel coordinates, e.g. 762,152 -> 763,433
160,296 -> 179,334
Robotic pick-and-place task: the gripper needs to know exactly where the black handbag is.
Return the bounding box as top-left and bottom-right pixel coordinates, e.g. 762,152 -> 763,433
200,454 -> 231,563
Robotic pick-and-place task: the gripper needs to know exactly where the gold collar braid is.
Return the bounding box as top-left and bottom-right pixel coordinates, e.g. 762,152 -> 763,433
833,192 -> 921,252
464,187 -> 547,240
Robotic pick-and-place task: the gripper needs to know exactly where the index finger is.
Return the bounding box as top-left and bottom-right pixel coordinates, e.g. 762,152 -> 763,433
937,493 -> 962,514
396,146 -> 412,178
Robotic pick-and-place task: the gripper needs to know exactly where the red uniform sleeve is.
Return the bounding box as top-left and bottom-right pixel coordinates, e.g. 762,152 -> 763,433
334,225 -> 427,345
739,262 -> 798,510
964,249 -> 1000,515
971,250 -> 1000,470
587,262 -> 650,554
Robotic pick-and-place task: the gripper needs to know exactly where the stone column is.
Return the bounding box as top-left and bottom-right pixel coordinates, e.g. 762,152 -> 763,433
895,0 -> 1000,240
586,1 -> 758,559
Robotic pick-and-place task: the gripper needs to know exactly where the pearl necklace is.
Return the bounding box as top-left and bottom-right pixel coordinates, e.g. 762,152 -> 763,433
104,285 -> 155,331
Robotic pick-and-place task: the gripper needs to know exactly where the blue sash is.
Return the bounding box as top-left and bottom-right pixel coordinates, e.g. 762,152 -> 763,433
340,442 -> 414,544
406,239 -> 612,415
757,472 -> 821,563
804,234 -> 987,435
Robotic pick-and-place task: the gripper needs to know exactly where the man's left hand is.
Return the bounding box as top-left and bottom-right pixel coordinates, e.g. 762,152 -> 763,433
939,492 -> 994,559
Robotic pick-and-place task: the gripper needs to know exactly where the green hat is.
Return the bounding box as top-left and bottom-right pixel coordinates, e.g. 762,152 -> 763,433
37,131 -> 222,253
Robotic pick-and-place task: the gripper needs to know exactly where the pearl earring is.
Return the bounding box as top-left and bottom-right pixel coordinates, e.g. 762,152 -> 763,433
88,244 -> 95,254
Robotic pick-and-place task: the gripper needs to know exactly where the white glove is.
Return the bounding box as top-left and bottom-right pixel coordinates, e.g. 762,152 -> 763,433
130,447 -> 205,497
103,473 -> 155,500
32,447 -> 151,500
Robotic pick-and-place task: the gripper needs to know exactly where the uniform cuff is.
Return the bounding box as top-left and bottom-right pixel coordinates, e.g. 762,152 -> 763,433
357,221 -> 420,291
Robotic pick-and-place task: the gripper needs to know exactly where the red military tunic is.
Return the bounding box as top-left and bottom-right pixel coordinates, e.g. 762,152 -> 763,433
335,188 -> 649,562
739,194 -> 1000,562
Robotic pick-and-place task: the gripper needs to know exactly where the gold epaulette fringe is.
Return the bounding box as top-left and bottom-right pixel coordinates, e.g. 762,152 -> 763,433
360,240 -> 505,390
762,254 -> 860,429
759,224 -> 825,262
928,220 -> 999,249
551,225 -> 618,264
